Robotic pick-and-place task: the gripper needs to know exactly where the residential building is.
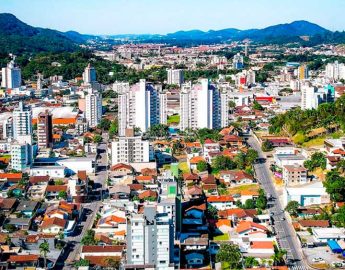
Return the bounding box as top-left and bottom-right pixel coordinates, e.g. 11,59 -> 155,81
1,60 -> 21,89
167,69 -> 184,85
179,79 -> 224,130
2,117 -> 13,139
85,88 -> 102,127
282,164 -> 308,186
111,131 -> 151,166
82,63 -> 96,84
117,79 -> 167,135
233,53 -> 244,69
37,110 -> 53,149
325,61 -> 345,81
126,205 -> 174,269
297,64 -> 308,80
13,102 -> 32,141
11,142 -> 32,171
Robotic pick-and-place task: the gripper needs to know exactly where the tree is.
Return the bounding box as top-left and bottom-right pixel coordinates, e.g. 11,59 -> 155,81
212,156 -> 237,172
39,240 -> 50,269
58,191 -> 67,200
102,257 -> 120,269
271,248 -> 287,266
244,256 -> 259,268
304,152 -> 326,171
98,118 -> 111,130
147,124 -> 169,139
93,134 -> 102,143
74,259 -> 90,267
323,170 -> 345,202
262,140 -> 274,152
216,243 -> 242,269
253,100 -> 264,110
109,120 -> 118,138
285,200 -> 300,216
243,199 -> 256,209
207,204 -> 218,220
234,152 -> 246,170
3,224 -> 16,233
197,161 -> 208,172
81,230 -> 98,245
332,205 -> 345,227
245,149 -> 259,166
256,189 -> 267,210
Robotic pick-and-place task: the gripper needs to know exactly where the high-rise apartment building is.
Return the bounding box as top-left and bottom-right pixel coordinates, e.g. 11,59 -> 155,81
82,63 -> 97,84
2,117 -> 13,139
325,61 -> 345,81
297,64 -> 309,80
126,205 -> 174,269
13,102 -> 32,140
1,60 -> 22,89
11,142 -> 32,171
37,110 -> 53,149
85,89 -> 102,127
179,79 -> 226,130
117,79 -> 167,136
167,69 -> 184,85
111,131 -> 152,165
233,53 -> 244,69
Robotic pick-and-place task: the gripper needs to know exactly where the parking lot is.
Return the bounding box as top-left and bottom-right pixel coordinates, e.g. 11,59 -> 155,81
303,244 -> 344,268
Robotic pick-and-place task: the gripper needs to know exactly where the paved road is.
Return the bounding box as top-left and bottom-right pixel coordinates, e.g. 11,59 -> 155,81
247,135 -> 309,269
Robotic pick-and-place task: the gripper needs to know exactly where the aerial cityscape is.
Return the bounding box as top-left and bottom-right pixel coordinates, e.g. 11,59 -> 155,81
1,0 -> 345,269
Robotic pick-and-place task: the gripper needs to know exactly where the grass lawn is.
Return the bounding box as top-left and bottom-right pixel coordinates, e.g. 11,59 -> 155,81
222,262 -> 231,270
302,137 -> 326,148
228,184 -> 259,194
178,162 -> 190,173
167,114 -> 180,124
0,154 -> 11,158
213,234 -> 229,241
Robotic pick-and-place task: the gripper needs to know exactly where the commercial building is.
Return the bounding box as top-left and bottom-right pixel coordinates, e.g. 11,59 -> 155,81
37,110 -> 53,149
282,164 -> 308,186
117,79 -> 167,135
85,89 -> 102,127
1,60 -> 21,89
126,205 -> 174,269
167,69 -> 184,85
179,79 -> 226,130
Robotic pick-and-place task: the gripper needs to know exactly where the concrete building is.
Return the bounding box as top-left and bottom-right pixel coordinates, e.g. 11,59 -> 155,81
117,79 -> 167,135
297,64 -> 308,80
325,61 -> 345,81
11,142 -> 32,171
37,110 -> 53,149
126,205 -> 174,269
82,63 -> 96,84
282,164 -> 308,186
2,117 -> 13,139
111,132 -> 151,166
233,53 -> 244,69
1,60 -> 21,89
179,79 -> 225,130
85,89 -> 102,127
13,102 -> 32,141
167,69 -> 184,85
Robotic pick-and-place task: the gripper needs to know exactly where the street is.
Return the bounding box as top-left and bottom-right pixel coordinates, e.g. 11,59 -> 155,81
247,135 -> 310,270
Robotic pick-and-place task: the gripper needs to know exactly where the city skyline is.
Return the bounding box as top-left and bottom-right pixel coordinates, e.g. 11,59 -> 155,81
1,0 -> 345,35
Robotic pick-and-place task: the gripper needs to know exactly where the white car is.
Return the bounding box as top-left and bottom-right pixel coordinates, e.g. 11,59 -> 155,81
312,257 -> 325,263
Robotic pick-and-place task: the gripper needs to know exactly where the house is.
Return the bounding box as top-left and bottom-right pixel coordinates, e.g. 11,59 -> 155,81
221,135 -> 244,147
0,198 -> 18,214
40,217 -> 67,234
220,170 -> 254,186
95,214 -> 127,238
207,195 -> 235,210
298,220 -> 329,229
110,163 -> 134,176
248,241 -> 274,255
215,219 -> 232,234
7,255 -> 39,269
185,252 -> 204,267
108,185 -> 130,199
5,218 -> 31,230
282,164 -> 308,186
188,156 -> 205,171
45,185 -> 68,201
185,185 -> 203,200
183,173 -> 199,186
236,221 -> 268,236
218,208 -> 257,222
240,190 -> 260,204
135,175 -> 155,184
81,245 -> 124,258
15,200 -> 39,218
203,139 -> 220,162
138,190 -> 157,200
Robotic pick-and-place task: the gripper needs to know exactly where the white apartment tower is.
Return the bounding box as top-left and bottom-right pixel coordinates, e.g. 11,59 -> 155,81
179,79 -> 225,130
301,83 -> 317,110
167,69 -> 184,85
1,60 -> 21,89
325,61 -> 345,81
126,205 -> 174,269
11,142 -> 32,171
13,102 -> 32,140
85,89 -> 102,127
117,79 -> 167,136
82,63 -> 97,84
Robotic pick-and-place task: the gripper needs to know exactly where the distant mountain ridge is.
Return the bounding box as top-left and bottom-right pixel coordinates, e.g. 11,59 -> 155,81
0,13 -> 342,54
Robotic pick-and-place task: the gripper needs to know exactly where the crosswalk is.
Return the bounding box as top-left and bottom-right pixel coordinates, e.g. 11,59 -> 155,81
289,266 -> 310,270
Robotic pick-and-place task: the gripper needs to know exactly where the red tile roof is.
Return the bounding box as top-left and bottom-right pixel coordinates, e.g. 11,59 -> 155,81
8,254 -> 39,262
82,245 -> 124,253
208,195 -> 234,203
250,241 -> 274,249
236,220 -> 268,233
41,217 -> 67,229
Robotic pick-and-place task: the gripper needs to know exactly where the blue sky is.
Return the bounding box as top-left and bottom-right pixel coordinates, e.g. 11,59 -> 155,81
1,0 -> 344,34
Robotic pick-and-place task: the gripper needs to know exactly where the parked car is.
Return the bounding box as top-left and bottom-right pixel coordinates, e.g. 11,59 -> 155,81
312,257 -> 325,263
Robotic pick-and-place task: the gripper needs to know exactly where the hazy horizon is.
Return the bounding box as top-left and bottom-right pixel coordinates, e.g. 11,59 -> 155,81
1,0 -> 344,35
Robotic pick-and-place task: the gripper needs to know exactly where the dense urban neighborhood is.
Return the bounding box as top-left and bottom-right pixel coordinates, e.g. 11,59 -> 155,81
1,4 -> 345,270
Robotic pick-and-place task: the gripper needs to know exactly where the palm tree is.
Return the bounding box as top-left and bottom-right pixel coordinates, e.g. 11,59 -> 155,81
271,249 -> 287,266
39,240 -> 50,269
